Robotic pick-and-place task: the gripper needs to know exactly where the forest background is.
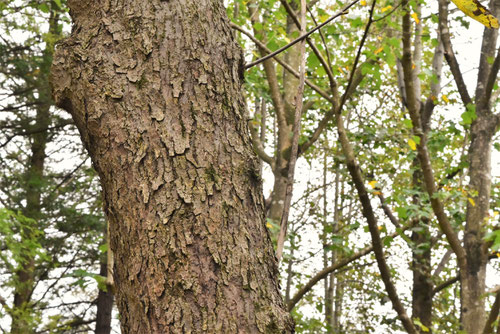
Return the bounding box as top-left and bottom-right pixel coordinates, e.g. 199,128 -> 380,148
0,0 -> 499,333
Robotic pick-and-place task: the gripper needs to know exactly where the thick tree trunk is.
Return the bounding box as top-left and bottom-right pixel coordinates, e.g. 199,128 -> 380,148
51,1 -> 293,332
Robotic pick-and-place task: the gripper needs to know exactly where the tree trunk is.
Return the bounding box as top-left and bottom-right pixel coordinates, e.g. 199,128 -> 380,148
11,12 -> 55,332
51,1 -> 294,332
267,0 -> 301,225
95,260 -> 114,334
462,115 -> 495,333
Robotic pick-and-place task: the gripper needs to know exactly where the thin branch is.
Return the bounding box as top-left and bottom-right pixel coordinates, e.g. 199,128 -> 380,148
438,0 -> 472,106
231,23 -> 335,104
287,227 -> 410,311
377,193 -> 401,228
249,119 -> 275,168
483,289 -> 500,334
280,0 -> 337,93
481,46 -> 500,112
298,60 -> 370,155
432,249 -> 453,277
334,1 -> 417,332
245,0 -> 360,69
433,275 -> 460,295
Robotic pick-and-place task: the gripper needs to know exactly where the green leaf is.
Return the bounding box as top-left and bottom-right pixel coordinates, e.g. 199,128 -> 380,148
413,318 -> 430,332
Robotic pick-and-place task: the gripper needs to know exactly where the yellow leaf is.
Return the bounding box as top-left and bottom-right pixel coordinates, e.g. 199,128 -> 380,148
381,5 -> 392,12
374,47 -> 384,54
408,138 -> 417,150
361,0 -> 367,5
442,94 -> 449,103
368,180 -> 378,189
450,0 -> 499,28
468,198 -> 476,206
411,12 -> 420,24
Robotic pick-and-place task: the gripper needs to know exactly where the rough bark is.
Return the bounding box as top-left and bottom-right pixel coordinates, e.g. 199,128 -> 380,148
51,1 -> 294,332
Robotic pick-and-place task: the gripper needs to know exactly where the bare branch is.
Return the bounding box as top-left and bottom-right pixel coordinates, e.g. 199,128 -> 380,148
334,2 -> 417,332
280,0 -> 337,93
438,0 -> 472,106
245,0 -> 360,69
231,23 -> 335,104
483,289 -> 500,334
287,227 -> 411,311
249,119 -> 275,168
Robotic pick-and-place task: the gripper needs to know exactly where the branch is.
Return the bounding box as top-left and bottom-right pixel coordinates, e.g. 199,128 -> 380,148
280,0 -> 338,93
231,23 -> 335,104
287,227 -> 410,310
249,119 -> 275,168
481,46 -> 500,112
245,0 -> 360,69
245,1 -> 288,143
377,193 -> 401,229
334,2 -> 417,332
403,0 -> 467,271
474,2 -> 500,109
433,275 -> 460,295
298,61 -> 370,155
432,248 -> 453,277
438,0 -> 472,106
483,289 -> 500,334
422,30 -> 444,131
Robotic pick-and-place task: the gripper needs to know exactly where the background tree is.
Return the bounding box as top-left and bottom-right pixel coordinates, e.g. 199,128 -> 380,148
0,1 -> 113,332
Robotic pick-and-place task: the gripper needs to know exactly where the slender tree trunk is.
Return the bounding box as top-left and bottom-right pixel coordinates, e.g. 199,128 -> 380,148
322,146 -> 334,332
264,0 -> 302,225
461,1 -> 499,329
51,1 -> 293,332
95,258 -> 114,334
462,115 -> 495,333
11,11 -> 57,332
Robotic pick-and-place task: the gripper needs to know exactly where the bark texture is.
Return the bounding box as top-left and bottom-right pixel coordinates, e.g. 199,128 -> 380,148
51,1 -> 293,332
